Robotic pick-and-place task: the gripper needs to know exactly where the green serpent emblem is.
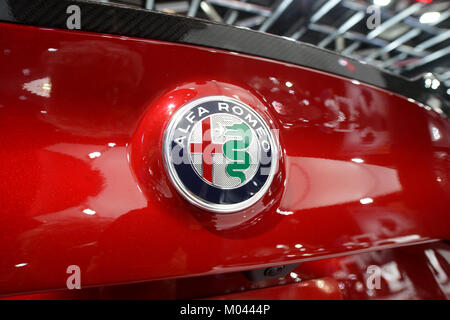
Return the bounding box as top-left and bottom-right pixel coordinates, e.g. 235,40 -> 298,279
223,122 -> 252,184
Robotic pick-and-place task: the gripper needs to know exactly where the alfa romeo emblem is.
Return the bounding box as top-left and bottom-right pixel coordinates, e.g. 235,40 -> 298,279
163,96 -> 278,213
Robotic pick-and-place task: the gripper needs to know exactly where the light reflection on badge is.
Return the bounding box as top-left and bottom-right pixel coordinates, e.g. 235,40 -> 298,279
163,96 -> 278,213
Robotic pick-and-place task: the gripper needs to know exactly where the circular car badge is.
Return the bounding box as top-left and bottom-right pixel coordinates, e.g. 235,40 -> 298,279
163,96 -> 278,213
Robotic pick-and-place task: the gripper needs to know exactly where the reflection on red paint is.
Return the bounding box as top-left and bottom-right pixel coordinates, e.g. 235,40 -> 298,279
0,23 -> 449,297
207,278 -> 342,300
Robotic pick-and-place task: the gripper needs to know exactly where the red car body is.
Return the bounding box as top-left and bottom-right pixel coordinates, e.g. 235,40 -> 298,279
0,1 -> 449,299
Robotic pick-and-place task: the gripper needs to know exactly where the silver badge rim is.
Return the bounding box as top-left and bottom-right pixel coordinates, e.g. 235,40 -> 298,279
162,95 -> 278,213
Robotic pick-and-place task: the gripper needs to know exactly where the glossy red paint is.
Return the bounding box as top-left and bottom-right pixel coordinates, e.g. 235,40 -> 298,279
3,241 -> 449,300
0,23 -> 449,296
299,241 -> 450,299
1,278 -> 342,300
129,80 -> 285,233
207,278 -> 342,300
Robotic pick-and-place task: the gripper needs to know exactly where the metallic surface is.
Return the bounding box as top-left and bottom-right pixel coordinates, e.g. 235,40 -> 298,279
300,241 -> 450,300
0,22 -> 449,296
207,278 -> 343,300
0,0 -> 439,106
2,242 -> 449,299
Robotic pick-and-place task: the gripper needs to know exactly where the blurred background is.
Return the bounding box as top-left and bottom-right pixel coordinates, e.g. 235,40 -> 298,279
93,0 -> 450,112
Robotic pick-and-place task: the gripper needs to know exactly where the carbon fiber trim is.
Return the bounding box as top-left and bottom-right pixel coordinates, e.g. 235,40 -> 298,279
0,0 -> 435,105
